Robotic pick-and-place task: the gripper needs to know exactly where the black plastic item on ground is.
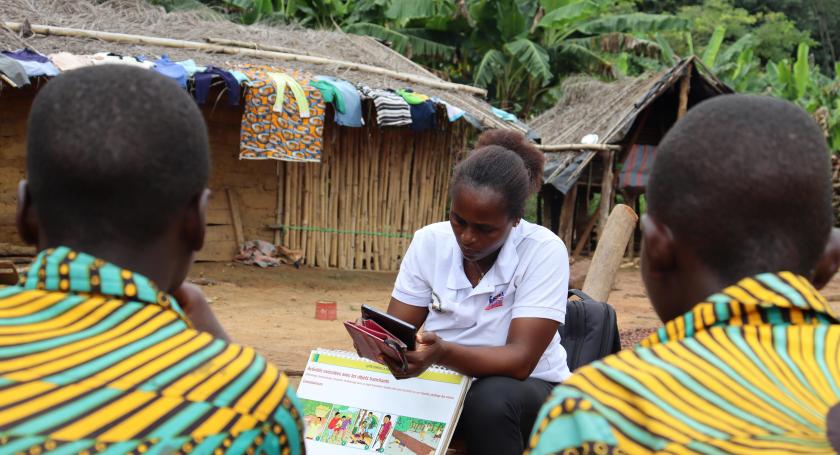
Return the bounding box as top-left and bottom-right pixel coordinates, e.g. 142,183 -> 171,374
559,289 -> 621,371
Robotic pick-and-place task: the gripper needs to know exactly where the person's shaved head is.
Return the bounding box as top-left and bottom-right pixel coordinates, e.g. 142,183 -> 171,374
643,94 -> 833,321
26,65 -> 209,246
648,95 -> 832,282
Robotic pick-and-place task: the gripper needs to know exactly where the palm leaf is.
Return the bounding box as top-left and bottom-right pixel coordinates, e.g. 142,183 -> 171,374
496,0 -> 528,41
701,26 -> 726,68
567,34 -> 661,58
539,0 -> 581,10
794,42 -> 811,100
385,0 -> 437,20
655,33 -> 677,64
575,13 -> 690,36
504,38 -> 553,85
558,43 -> 614,77
400,28 -> 456,59
223,0 -> 259,9
474,49 -> 507,88
344,23 -> 454,58
717,33 -> 754,68
731,47 -> 755,81
685,31 -> 694,57
538,0 -> 597,30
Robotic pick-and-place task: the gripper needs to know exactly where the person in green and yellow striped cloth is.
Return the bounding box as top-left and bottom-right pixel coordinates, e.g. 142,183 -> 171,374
0,65 -> 305,454
528,95 -> 840,454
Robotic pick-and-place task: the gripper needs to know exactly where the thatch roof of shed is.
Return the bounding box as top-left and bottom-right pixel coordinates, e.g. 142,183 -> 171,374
0,0 -> 520,132
531,57 -> 732,192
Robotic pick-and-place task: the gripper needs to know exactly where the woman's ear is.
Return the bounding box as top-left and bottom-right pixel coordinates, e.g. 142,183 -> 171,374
640,214 -> 676,276
16,180 -> 39,246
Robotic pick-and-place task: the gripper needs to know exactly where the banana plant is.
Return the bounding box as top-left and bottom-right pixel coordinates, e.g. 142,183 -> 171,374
766,43 -> 812,102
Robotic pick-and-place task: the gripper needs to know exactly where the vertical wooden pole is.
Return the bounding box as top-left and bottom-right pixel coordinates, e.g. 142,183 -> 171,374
677,69 -> 691,120
597,150 -> 615,239
226,188 -> 245,248
559,185 -> 577,246
274,161 -> 284,246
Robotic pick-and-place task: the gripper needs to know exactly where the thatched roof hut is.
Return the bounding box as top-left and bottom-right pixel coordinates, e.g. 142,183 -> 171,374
0,0 -> 522,271
531,58 -> 732,255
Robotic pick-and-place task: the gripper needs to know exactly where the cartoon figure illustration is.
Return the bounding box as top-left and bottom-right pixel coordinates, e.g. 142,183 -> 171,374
323,411 -> 341,442
338,415 -> 352,443
375,415 -> 393,452
300,399 -> 333,440
304,416 -> 324,439
348,410 -> 382,449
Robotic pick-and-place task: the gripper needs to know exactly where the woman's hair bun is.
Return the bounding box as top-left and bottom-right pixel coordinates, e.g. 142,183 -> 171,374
475,129 -> 545,192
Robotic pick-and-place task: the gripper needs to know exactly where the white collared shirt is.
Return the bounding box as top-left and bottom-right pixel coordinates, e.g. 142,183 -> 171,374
392,219 -> 570,382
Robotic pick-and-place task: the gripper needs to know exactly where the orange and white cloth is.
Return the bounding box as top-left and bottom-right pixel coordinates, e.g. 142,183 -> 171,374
238,65 -> 326,162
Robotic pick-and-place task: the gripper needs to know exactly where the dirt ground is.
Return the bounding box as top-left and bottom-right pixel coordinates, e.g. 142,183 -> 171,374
191,262 -> 840,378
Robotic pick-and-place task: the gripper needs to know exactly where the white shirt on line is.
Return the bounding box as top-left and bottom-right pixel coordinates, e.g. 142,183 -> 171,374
391,219 -> 571,383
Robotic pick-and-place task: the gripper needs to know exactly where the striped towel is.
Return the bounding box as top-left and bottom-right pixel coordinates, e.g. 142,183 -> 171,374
359,85 -> 412,127
618,144 -> 656,190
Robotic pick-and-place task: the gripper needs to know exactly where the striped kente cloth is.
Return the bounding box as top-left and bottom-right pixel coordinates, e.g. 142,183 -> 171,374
0,247 -> 305,454
528,272 -> 840,454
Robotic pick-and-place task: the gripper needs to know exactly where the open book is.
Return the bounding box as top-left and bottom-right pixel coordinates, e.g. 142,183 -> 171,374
297,349 -> 471,455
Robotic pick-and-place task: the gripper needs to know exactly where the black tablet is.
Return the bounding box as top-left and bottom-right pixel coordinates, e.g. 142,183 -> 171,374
361,304 -> 417,351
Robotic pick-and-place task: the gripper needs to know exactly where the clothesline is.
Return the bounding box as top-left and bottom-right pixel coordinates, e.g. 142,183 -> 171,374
0,46 -> 525,164
266,224 -> 414,239
2,21 -> 488,97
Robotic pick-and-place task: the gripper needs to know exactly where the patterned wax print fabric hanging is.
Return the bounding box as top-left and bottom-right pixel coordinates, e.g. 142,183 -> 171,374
238,65 -> 326,162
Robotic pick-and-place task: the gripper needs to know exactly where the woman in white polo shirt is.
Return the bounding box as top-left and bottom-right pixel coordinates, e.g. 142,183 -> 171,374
384,130 -> 569,454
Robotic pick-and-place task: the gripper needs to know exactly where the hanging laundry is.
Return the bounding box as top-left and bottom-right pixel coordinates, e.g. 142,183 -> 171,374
175,59 -> 206,77
238,65 -> 326,162
230,70 -> 250,86
312,76 -> 364,127
90,52 -> 155,69
396,88 -> 430,105
491,107 -> 518,122
310,79 -> 346,114
2,49 -> 47,63
358,86 -> 412,127
436,99 -> 466,122
0,55 -> 29,87
409,100 -> 436,132
267,72 -> 310,118
194,66 -> 240,106
462,112 -> 483,129
49,52 -> 95,71
2,49 -> 58,77
152,55 -> 187,88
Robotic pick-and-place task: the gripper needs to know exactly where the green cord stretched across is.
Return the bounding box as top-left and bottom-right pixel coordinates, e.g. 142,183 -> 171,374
270,225 -> 413,239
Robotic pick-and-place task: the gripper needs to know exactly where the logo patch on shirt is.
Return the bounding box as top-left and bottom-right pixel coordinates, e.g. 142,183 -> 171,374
485,292 -> 504,311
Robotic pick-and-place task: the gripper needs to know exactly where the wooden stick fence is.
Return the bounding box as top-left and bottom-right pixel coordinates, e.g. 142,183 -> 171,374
270,115 -> 467,271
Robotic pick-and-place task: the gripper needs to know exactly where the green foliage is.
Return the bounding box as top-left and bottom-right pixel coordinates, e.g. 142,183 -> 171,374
505,39 -> 553,84
574,13 -> 689,35
793,43 -> 811,100
343,23 -> 455,58
701,26 -> 726,68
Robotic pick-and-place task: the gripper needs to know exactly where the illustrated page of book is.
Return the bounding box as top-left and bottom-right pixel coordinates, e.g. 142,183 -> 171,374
297,349 -> 469,455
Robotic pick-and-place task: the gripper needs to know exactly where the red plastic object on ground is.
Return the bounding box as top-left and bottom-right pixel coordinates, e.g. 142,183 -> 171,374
315,300 -> 337,320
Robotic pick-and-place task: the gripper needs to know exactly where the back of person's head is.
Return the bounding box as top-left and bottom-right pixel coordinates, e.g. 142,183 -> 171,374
25,65 -> 209,248
643,94 -> 832,320
450,129 -> 544,220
